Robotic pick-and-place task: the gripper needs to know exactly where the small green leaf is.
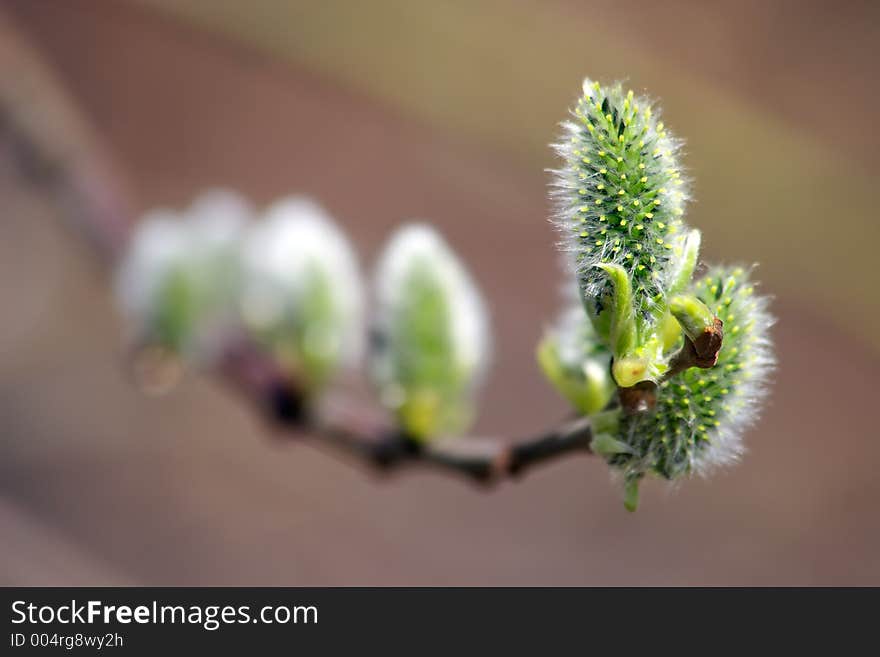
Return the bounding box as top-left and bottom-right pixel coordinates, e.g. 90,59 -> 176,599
669,229 -> 701,295
597,263 -> 636,357
623,477 -> 641,512
590,433 -> 633,456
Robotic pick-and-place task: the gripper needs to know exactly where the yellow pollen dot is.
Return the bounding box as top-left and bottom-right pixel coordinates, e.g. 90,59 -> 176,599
638,163 -> 646,169
617,189 -> 625,196
657,122 -> 664,131
637,264 -> 645,271
656,238 -> 664,245
653,199 -> 661,206
635,224 -> 644,231
634,243 -> 642,250
625,253 -> 633,259
582,157 -> 591,164
619,219 -> 627,226
605,114 -> 613,122
640,176 -> 648,183
599,168 -> 607,174
580,231 -> 588,237
599,215 -> 606,221
621,174 -> 627,180
578,188 -> 587,195
616,205 -> 623,212
595,240 -> 602,246
616,157 -> 623,163
657,222 -> 666,229
645,212 -> 653,219
638,140 -> 645,147
595,199 -> 602,205
597,184 -> 605,190
578,206 -> 589,213
633,200 -> 640,206
598,150 -> 606,157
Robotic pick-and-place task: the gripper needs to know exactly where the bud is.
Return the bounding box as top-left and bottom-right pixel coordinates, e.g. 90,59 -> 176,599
537,286 -> 615,416
370,224 -> 490,441
603,266 -> 775,508
551,79 -> 693,385
240,197 -> 364,392
115,189 -> 248,361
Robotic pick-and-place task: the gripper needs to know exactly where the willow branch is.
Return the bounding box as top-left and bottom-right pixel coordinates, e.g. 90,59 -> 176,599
218,341 -> 594,484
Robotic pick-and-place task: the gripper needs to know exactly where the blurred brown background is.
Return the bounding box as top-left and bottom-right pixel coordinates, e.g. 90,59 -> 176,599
1,0 -> 878,585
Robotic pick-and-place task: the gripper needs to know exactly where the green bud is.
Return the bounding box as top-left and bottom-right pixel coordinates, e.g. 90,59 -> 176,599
669,294 -> 716,344
370,224 -> 490,441
537,293 -> 615,416
115,190 -> 247,361
240,198 -> 364,393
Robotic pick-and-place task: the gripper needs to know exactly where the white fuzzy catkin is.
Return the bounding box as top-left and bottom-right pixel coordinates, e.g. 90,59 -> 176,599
374,224 -> 489,382
550,78 -> 691,323
114,188 -> 249,359
239,196 -> 364,371
610,266 -> 776,481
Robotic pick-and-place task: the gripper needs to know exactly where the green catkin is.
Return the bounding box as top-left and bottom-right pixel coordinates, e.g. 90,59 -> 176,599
607,266 -> 775,486
542,78 -> 776,509
370,224 -> 491,441
551,79 -> 691,336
